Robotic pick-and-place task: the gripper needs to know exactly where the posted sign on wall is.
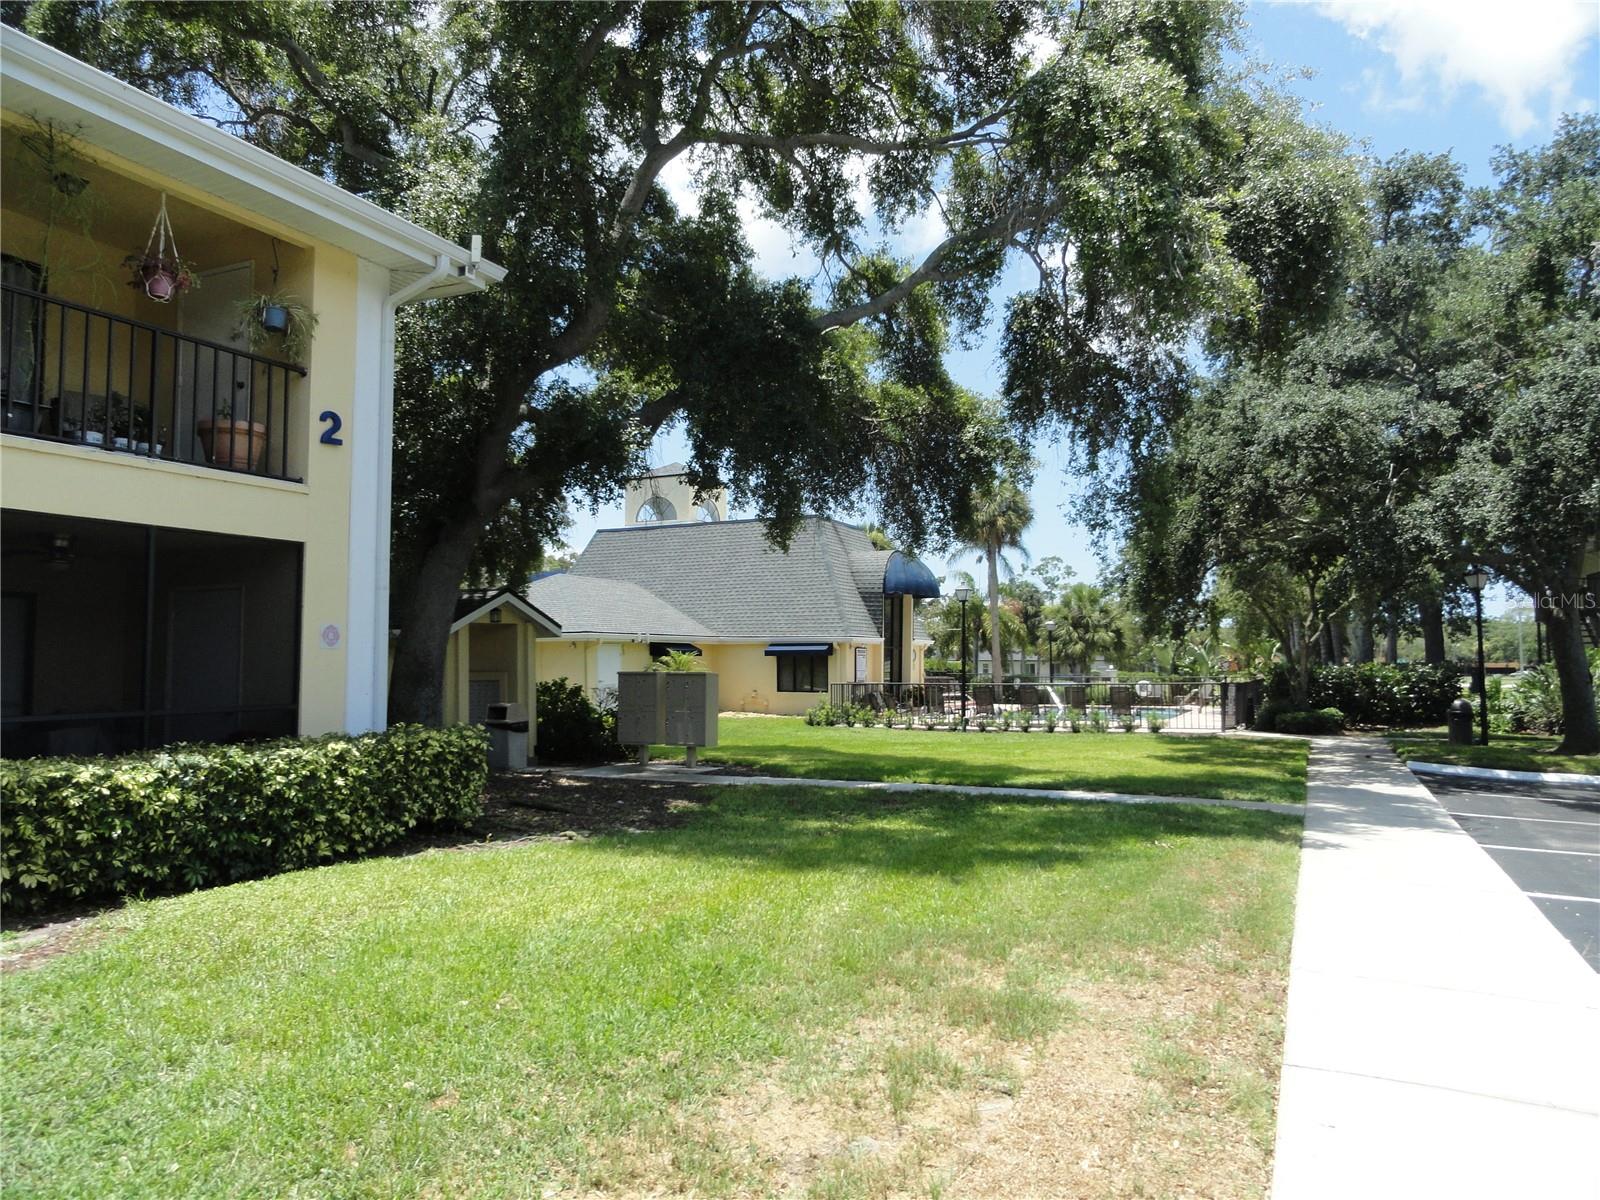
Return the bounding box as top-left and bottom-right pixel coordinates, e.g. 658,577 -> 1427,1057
854,646 -> 867,682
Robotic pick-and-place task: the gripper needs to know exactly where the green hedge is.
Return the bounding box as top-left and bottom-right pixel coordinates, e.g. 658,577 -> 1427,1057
0,724 -> 488,915
1271,707 -> 1346,735
1262,662 -> 1462,728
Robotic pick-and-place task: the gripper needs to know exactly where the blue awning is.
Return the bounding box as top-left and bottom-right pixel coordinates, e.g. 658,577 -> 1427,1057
884,552 -> 941,598
764,643 -> 834,656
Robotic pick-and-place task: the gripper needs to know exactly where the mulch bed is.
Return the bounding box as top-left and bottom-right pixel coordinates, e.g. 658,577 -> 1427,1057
397,768 -> 711,850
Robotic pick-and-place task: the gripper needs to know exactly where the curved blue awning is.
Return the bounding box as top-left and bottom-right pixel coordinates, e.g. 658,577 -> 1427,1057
884,551 -> 941,598
765,643 -> 834,655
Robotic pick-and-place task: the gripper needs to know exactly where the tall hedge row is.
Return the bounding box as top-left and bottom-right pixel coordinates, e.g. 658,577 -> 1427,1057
1263,662 -> 1463,728
0,724 -> 488,915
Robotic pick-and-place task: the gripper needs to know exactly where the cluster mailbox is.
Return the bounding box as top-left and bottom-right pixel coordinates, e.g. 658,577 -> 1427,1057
616,670 -> 718,765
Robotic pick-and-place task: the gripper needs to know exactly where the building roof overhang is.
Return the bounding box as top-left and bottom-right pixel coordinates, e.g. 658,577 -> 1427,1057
452,590 -> 562,635
0,31 -> 504,300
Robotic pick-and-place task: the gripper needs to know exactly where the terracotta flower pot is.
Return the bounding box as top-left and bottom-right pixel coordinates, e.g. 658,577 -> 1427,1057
197,418 -> 267,471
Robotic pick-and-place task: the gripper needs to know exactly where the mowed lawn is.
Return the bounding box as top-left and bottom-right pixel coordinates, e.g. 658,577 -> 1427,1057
4,785 -> 1301,1199
1387,730 -> 1600,776
657,718 -> 1309,805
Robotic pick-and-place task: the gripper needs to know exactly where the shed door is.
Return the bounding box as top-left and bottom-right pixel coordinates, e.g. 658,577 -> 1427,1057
469,678 -> 501,724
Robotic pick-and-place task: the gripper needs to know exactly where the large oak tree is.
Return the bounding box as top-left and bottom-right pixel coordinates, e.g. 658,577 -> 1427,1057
14,0 -> 1361,722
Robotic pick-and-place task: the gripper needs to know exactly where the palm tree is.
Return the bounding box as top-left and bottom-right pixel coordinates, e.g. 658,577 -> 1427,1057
941,569 -> 1030,675
956,478 -> 1033,686
1047,584 -> 1125,675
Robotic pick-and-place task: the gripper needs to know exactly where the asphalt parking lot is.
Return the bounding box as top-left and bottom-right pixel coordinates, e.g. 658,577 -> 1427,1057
1416,773 -> 1600,971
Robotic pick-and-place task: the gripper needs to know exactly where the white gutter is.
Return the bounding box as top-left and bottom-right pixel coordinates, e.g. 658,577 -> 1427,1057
369,254 -> 456,726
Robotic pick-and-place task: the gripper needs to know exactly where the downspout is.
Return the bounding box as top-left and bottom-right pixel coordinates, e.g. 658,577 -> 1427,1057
371,254 -> 452,728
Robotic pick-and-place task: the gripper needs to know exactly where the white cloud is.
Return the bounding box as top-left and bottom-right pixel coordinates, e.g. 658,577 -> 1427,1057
1314,0 -> 1598,134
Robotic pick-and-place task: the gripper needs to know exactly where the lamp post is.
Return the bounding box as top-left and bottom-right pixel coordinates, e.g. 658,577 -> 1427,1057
1044,619 -> 1056,684
1465,567 -> 1490,745
954,586 -> 972,727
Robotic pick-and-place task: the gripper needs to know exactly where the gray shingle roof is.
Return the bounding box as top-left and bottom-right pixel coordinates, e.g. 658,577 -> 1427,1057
562,517 -> 890,641
524,573 -> 712,639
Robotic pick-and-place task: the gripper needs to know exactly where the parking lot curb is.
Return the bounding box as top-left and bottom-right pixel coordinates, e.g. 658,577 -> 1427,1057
1406,760 -> 1600,789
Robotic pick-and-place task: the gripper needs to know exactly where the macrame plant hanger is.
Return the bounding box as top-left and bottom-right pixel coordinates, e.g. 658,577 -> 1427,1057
138,193 -> 182,302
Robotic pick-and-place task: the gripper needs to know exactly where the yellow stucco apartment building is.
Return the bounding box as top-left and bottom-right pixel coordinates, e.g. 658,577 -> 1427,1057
0,32 -> 501,756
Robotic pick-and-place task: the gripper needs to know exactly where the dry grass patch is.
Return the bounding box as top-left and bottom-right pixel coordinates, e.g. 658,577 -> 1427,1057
573,945 -> 1286,1200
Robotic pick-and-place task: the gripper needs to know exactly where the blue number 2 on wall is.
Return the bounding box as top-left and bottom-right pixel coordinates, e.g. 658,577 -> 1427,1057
319,411 -> 343,445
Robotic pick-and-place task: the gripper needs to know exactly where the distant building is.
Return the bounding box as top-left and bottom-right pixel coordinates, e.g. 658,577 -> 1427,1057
624,462 -> 727,525
442,517 -> 941,719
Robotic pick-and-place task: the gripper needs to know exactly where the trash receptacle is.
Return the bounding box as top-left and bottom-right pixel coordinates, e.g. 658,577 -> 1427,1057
484,701 -> 529,771
1447,697 -> 1475,745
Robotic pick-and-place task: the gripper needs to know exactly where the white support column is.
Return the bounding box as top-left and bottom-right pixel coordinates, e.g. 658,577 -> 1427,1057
343,258 -> 390,732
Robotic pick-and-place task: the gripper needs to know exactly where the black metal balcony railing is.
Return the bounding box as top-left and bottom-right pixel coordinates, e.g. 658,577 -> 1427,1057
1,282 -> 304,482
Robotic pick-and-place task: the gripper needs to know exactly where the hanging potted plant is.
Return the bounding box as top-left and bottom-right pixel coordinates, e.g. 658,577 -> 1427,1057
124,193 -> 197,303
233,290 -> 318,361
233,240 -> 319,363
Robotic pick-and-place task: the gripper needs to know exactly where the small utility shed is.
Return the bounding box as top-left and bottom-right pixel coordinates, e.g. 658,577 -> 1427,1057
442,589 -> 561,729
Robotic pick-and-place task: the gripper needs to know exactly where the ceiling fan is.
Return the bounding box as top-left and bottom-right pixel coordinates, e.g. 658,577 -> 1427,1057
2,532 -> 75,571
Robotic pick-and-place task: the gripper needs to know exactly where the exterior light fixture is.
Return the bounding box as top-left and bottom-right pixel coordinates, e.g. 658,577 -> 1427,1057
953,586 -> 972,725
1464,566 -> 1489,745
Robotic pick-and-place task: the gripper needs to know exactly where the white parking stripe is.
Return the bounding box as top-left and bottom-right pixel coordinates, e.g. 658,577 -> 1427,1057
1478,844 -> 1599,857
1447,810 -> 1598,827
1526,891 -> 1600,904
1437,788 -> 1600,805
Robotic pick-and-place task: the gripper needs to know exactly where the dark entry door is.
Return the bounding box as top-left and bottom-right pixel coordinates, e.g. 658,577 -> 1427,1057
167,586 -> 243,741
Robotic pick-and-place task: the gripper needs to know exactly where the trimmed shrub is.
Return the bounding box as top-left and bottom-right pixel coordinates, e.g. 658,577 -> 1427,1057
1272,707 -> 1345,735
1491,664 -> 1566,734
0,724 -> 488,915
536,677 -> 622,762
803,701 -> 840,726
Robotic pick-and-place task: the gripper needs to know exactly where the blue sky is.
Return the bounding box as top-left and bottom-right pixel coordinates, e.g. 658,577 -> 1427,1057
562,1 -> 1599,615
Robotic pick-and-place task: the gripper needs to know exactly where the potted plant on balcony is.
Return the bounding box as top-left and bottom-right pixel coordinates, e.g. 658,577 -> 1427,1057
197,391 -> 267,472
233,290 -> 319,363
125,194 -> 197,303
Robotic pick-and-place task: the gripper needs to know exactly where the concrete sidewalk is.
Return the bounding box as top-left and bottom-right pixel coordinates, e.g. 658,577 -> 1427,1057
1271,738 -> 1600,1199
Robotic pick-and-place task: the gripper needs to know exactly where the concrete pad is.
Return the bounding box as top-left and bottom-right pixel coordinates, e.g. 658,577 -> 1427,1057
1281,971 -> 1598,1112
1271,738 -> 1600,1199
1272,1067 -> 1598,1200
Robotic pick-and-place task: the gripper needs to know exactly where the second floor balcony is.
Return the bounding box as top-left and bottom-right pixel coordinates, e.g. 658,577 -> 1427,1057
2,278 -> 304,482
1,114 -> 317,484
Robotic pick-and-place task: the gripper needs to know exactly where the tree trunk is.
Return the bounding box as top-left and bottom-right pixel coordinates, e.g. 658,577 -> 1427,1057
387,517 -> 484,725
1545,595 -> 1600,754
1351,614 -> 1374,663
986,544 -> 1004,688
1420,598 -> 1447,664
1384,618 -> 1398,664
